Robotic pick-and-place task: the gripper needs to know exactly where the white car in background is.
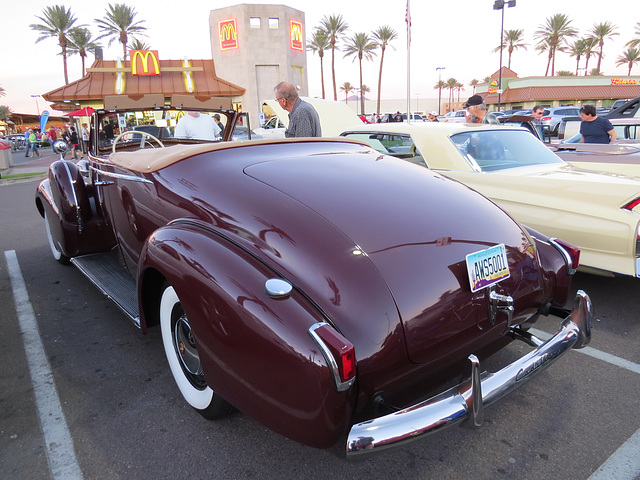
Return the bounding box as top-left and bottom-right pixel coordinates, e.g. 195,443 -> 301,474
256,97 -> 362,138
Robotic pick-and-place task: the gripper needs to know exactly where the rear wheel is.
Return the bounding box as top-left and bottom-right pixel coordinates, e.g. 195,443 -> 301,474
44,211 -> 70,264
159,284 -> 233,419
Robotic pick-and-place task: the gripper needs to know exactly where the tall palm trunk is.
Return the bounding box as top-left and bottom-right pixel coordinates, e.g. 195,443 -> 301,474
376,46 -> 386,115
331,41 -> 337,101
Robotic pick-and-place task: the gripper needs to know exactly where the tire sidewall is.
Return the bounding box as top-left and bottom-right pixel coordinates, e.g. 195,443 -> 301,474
160,285 -> 214,410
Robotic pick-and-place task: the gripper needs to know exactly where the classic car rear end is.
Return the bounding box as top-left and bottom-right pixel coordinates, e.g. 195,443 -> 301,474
36,97 -> 591,457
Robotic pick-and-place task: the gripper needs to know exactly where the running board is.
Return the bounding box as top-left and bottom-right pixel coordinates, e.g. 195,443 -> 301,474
71,250 -> 140,327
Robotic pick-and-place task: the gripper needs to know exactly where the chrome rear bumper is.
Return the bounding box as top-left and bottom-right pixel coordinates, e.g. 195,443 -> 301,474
346,290 -> 592,458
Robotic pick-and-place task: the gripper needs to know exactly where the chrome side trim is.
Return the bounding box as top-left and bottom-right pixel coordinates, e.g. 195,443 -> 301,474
89,166 -> 153,184
548,237 -> 577,275
308,322 -> 356,393
346,290 -> 592,458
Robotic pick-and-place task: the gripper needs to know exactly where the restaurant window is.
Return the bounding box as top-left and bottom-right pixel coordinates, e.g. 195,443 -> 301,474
250,17 -> 261,28
269,17 -> 279,29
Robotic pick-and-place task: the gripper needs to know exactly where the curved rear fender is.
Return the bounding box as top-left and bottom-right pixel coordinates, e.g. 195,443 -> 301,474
35,162 -> 115,258
138,223 -> 356,448
522,225 -> 573,307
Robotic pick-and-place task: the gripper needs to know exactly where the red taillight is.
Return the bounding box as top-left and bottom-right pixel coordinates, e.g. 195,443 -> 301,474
622,197 -> 640,211
541,116 -> 552,121
309,323 -> 356,391
551,238 -> 580,273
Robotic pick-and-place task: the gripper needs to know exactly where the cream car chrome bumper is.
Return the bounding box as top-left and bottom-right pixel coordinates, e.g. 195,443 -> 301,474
346,290 -> 592,458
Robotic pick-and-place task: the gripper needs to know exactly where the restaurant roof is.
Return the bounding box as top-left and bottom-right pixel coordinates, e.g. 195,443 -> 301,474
42,58 -> 246,110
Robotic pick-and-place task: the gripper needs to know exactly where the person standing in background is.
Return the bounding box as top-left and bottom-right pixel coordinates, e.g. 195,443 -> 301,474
273,82 -> 321,138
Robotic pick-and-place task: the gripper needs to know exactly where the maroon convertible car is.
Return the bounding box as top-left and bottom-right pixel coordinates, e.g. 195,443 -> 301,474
36,94 -> 591,457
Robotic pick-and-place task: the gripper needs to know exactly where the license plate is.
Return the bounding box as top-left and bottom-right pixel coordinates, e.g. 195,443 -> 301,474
466,244 -> 510,292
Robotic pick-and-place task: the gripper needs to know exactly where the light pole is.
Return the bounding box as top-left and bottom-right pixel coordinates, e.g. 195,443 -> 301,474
493,0 -> 515,111
31,94 -> 41,116
416,93 -> 420,116
436,67 -> 445,114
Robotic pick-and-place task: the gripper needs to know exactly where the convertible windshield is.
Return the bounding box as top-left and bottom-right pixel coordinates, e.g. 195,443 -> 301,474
450,130 -> 564,172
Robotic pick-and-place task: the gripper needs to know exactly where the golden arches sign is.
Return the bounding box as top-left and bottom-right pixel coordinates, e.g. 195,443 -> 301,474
130,50 -> 161,76
289,20 -> 303,51
219,19 -> 239,50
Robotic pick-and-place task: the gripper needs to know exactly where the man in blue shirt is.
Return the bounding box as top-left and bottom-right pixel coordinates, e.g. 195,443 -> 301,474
274,82 -> 321,138
579,104 -> 617,144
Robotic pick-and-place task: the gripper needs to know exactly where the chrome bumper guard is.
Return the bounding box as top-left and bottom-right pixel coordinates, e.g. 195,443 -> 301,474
346,290 -> 592,458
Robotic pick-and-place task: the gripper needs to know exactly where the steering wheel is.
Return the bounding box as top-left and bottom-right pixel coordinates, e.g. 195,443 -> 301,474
112,131 -> 164,154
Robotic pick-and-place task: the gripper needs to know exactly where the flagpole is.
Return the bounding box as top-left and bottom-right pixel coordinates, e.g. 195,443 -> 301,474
406,0 -> 411,123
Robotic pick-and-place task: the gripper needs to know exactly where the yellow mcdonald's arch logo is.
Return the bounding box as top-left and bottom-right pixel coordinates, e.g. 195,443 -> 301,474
290,20 -> 303,51
130,50 -> 161,76
219,19 -> 239,50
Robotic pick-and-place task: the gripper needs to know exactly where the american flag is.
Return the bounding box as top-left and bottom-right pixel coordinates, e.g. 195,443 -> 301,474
405,1 -> 411,43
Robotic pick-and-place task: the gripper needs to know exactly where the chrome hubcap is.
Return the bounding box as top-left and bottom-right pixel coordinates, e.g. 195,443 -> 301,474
173,312 -> 205,388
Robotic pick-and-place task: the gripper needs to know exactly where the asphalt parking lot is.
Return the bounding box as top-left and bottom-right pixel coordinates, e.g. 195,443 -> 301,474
1,177 -> 639,480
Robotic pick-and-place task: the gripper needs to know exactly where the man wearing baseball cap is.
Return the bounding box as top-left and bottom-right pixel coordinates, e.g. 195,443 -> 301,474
428,111 -> 439,122
464,95 -> 500,125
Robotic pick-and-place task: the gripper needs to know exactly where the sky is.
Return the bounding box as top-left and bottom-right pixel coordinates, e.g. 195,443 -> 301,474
1,0 -> 639,115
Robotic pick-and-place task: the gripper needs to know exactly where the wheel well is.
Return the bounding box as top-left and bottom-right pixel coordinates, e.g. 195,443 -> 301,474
139,267 -> 166,330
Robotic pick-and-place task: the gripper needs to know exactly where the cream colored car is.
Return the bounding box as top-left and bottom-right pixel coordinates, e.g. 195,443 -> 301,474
341,122 -> 640,277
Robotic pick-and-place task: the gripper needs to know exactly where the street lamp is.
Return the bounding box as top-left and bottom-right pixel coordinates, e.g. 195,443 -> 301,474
436,67 -> 445,114
493,0 -> 516,111
416,93 -> 420,116
31,94 -> 41,116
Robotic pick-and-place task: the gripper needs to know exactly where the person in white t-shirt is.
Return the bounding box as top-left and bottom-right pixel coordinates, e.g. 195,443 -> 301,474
175,112 -> 221,140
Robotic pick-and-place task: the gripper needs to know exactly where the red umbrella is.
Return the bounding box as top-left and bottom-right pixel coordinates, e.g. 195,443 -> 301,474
64,106 -> 95,117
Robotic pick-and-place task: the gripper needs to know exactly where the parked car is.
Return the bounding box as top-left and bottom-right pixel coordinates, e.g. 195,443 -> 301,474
253,115 -> 286,138
440,109 -> 468,123
3,133 -> 28,151
35,94 -> 591,458
258,97 -> 362,138
560,117 -> 640,145
498,114 -> 550,142
539,106 -> 581,135
340,121 -> 640,277
607,96 -> 640,119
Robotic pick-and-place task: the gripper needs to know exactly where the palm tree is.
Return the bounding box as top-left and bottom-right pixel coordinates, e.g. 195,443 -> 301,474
589,21 -> 619,73
307,29 -> 330,99
0,86 -> 5,97
68,27 -> 101,77
626,22 -> 640,49
446,78 -> 458,109
568,38 -> 588,75
582,36 -> 599,74
493,29 -> 527,69
469,79 -> 479,95
616,47 -> 640,76
128,38 -> 151,51
434,80 -> 446,113
372,26 -> 397,115
319,14 -> 349,101
339,82 -> 354,103
343,32 -> 377,115
0,106 -> 11,122
30,5 -> 82,84
455,81 -> 464,103
94,3 -> 147,60
534,14 -> 578,76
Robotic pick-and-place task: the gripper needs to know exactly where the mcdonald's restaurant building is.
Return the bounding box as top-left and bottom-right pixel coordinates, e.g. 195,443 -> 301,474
43,4 -> 307,129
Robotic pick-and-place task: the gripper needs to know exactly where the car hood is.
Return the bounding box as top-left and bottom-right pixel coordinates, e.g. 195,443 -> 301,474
233,145 -> 548,366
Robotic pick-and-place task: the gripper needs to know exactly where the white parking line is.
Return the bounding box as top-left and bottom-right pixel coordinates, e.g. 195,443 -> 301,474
588,429 -> 640,480
5,250 -> 84,480
531,327 -> 640,480
530,328 -> 640,375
